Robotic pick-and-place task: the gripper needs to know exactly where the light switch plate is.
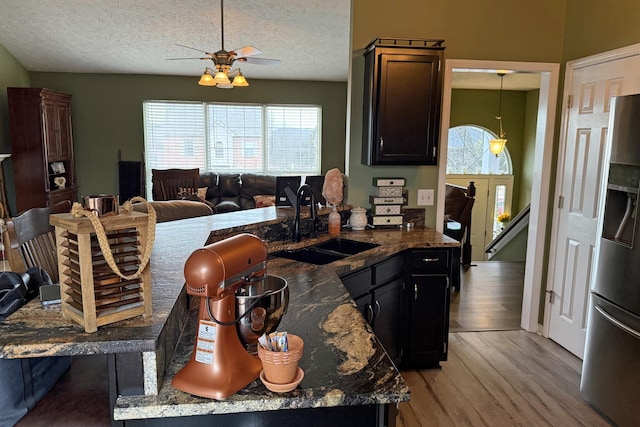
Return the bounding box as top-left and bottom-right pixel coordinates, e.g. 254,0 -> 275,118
417,189 -> 434,206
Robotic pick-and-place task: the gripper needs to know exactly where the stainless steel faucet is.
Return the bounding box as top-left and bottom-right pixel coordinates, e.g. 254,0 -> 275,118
293,184 -> 318,242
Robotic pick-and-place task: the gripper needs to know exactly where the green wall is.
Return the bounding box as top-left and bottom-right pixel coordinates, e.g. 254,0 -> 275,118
27,73 -> 347,199
519,90 -> 540,213
563,0 -> 640,61
349,0 -> 568,227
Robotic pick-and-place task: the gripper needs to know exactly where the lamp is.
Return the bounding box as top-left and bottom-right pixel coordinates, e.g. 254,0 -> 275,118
198,66 -> 249,88
489,73 -> 507,156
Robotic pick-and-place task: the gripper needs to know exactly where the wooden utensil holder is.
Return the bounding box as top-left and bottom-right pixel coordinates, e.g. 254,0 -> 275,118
50,211 -> 152,333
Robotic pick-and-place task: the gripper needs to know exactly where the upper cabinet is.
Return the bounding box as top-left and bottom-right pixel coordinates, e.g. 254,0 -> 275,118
362,38 -> 445,166
8,88 -> 77,213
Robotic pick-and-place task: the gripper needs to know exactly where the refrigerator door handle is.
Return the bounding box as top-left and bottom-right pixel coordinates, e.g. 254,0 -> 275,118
595,304 -> 640,339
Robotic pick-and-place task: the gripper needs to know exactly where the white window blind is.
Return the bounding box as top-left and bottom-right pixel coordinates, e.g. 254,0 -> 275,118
143,101 -> 321,197
206,104 -> 263,171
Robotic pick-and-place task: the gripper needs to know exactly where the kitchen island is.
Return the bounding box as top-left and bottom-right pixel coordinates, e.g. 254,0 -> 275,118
0,207 -> 458,426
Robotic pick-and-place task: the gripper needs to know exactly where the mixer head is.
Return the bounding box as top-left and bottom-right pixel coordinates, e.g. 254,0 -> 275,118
184,233 -> 268,299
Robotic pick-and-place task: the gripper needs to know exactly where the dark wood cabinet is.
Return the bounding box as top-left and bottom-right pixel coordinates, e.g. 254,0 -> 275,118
362,38 -> 445,166
341,255 -> 404,363
402,249 -> 452,368
7,87 -> 77,213
341,247 -> 453,368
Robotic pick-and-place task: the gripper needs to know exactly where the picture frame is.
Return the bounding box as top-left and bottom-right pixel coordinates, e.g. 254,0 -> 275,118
304,175 -> 326,206
275,176 -> 301,207
49,161 -> 65,174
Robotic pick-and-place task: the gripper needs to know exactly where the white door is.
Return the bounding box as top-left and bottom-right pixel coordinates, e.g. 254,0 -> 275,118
547,52 -> 640,358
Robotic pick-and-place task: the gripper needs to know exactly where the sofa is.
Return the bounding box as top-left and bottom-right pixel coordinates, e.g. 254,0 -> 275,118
196,172 -> 277,213
145,170 -> 279,221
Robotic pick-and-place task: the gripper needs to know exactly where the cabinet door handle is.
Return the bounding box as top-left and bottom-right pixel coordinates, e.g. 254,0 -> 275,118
422,258 -> 440,263
414,284 -> 418,300
374,300 -> 381,320
379,137 -> 384,152
365,304 -> 374,323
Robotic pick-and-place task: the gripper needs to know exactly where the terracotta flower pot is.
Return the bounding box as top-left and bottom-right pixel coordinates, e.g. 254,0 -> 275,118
258,334 -> 304,384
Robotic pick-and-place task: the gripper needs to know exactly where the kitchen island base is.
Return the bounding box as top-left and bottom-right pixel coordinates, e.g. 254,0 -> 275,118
118,404 -> 397,427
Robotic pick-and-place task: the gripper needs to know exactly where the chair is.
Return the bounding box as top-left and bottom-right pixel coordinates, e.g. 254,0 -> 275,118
444,182 -> 475,267
4,201 -> 72,282
151,168 -> 200,201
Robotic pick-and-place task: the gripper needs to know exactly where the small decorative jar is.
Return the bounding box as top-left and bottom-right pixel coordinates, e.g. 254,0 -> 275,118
349,207 -> 368,231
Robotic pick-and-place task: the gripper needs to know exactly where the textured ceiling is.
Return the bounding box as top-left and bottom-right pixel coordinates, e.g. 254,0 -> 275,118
0,1 -> 542,90
0,0 -> 352,82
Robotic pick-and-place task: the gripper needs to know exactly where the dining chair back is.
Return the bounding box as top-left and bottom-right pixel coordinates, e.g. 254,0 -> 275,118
5,201 -> 72,282
151,168 -> 200,201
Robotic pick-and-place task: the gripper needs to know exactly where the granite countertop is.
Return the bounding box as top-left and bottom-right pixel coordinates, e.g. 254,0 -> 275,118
0,206 -> 459,419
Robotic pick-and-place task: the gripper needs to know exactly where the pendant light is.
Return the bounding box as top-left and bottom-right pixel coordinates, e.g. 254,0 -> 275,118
489,73 -> 508,156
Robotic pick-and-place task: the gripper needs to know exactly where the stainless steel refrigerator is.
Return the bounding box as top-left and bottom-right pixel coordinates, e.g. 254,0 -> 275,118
581,93 -> 640,427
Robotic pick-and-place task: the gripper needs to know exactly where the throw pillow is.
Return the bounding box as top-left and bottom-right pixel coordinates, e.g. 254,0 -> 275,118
197,187 -> 208,202
177,187 -> 196,199
253,195 -> 276,208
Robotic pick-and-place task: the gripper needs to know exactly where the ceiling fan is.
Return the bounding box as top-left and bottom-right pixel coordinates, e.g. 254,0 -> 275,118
168,0 -> 280,88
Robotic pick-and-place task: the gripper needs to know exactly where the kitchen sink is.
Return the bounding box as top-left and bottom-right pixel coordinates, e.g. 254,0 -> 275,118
312,238 -> 379,255
271,238 -> 379,265
271,247 -> 346,265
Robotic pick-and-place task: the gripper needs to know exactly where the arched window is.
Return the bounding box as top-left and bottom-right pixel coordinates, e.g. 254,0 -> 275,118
447,125 -> 512,175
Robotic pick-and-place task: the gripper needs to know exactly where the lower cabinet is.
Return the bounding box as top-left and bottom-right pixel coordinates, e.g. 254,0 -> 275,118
402,273 -> 449,368
341,256 -> 403,364
402,249 -> 452,368
340,248 -> 453,368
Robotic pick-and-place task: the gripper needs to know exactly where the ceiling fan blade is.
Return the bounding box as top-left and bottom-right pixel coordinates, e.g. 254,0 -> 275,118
232,46 -> 262,58
238,57 -> 281,66
166,57 -> 211,61
175,43 -> 214,55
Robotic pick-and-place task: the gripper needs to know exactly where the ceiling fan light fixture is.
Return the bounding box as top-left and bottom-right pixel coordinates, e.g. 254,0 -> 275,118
212,71 -> 231,85
198,69 -> 216,86
231,70 -> 249,87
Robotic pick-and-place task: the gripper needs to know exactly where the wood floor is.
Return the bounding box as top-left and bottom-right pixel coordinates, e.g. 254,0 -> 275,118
450,261 -> 525,332
397,261 -> 613,427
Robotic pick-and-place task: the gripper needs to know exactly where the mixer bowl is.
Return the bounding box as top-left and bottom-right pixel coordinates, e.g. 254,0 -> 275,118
235,275 -> 289,350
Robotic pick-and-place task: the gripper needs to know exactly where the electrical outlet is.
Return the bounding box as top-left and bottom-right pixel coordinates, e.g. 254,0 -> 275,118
417,189 -> 434,206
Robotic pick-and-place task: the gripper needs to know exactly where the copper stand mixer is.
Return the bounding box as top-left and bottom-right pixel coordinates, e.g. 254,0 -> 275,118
171,233 -> 288,399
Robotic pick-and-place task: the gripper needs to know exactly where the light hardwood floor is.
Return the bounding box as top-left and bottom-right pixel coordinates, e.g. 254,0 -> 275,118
397,261 -> 613,427
450,261 -> 525,332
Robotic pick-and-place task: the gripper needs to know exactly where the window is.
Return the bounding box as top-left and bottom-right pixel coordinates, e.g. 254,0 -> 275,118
143,101 -> 322,192
447,125 -> 512,174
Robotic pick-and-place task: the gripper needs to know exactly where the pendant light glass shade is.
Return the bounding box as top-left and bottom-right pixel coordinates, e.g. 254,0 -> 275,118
198,71 -> 216,86
490,73 -> 508,157
489,138 -> 507,155
213,71 -> 231,85
232,71 -> 249,87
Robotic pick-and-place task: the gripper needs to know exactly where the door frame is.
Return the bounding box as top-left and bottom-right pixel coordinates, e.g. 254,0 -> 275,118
543,43 -> 640,338
437,59 -> 560,332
